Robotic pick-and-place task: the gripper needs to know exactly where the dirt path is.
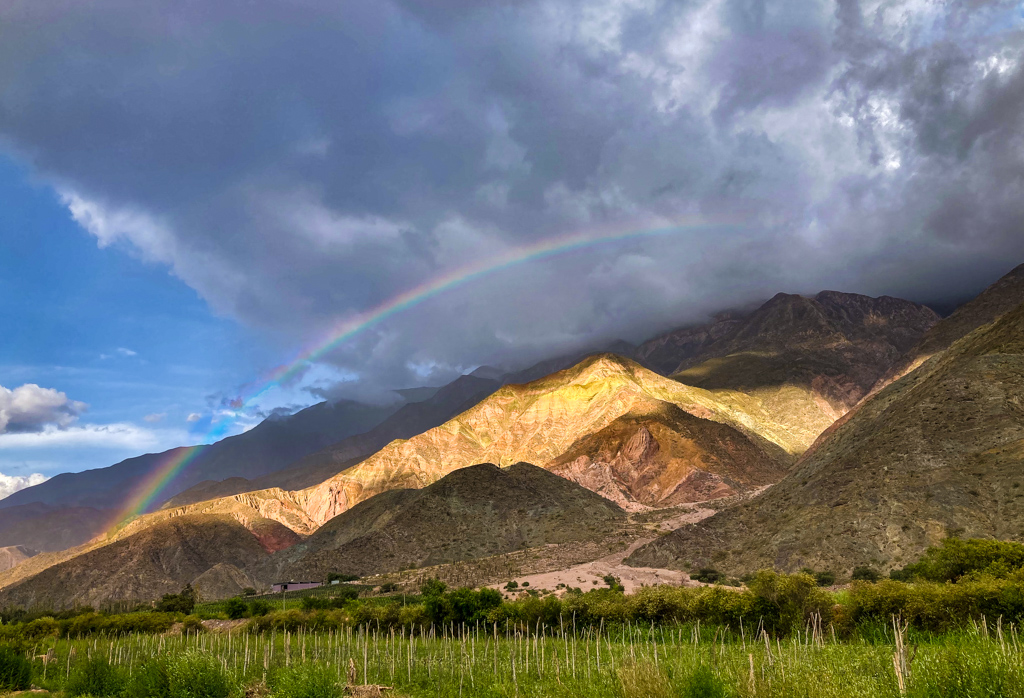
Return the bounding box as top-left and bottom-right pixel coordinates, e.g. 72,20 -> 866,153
493,505 -> 715,595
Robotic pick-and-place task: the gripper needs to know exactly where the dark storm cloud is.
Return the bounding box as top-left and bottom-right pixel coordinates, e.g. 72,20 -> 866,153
1,0 -> 1022,391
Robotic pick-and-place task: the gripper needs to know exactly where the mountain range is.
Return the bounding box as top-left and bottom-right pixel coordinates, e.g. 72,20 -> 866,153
628,264 -> 1024,575
1,264 -> 1022,607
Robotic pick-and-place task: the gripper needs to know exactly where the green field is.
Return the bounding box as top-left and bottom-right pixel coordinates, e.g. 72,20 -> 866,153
6,620 -> 1024,697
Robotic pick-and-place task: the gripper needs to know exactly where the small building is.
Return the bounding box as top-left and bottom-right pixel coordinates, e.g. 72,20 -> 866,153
271,580 -> 322,593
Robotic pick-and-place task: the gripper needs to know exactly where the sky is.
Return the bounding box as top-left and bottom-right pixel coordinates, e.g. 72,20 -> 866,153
0,0 -> 1022,488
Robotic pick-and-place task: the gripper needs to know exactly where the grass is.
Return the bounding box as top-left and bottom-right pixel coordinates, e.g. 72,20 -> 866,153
10,619 -> 1024,697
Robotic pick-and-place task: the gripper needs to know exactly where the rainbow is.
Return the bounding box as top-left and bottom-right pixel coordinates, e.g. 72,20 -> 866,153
109,216 -> 732,531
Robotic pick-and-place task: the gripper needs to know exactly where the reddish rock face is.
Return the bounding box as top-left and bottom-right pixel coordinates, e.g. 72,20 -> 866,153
550,404 -> 787,510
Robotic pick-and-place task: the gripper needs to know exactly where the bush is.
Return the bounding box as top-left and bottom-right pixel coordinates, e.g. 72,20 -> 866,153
904,538 -> 1024,582
66,655 -> 126,697
181,615 -> 205,634
225,597 -> 248,619
852,566 -> 881,582
0,645 -> 30,691
747,570 -> 831,635
693,568 -> 723,584
242,587 -> 257,597
156,584 -> 198,614
272,663 -> 343,698
420,578 -> 447,598
326,573 -> 359,583
333,586 -> 360,603
504,581 -> 519,591
425,586 -> 504,626
814,571 -> 835,587
249,599 -> 272,617
603,574 -> 624,592
301,596 -> 333,611
378,582 -> 399,594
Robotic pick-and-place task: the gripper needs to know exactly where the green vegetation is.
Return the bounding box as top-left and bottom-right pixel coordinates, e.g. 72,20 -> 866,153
0,644 -> 31,691
155,584 -> 198,614
5,617 -> 1024,697
4,540 -> 1024,695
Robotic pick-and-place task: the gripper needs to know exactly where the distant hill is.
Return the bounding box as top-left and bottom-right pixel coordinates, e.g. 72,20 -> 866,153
0,399 -> 402,513
626,297 -> 1024,576
266,462 -> 625,579
0,514 -> 289,608
164,374 -> 503,506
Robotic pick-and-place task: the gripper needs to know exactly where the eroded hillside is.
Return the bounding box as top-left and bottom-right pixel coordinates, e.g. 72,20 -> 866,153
266,462 -> 625,580
627,300 -> 1024,576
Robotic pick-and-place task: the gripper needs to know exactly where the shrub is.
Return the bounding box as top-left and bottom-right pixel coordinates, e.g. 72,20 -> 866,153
747,570 -> 831,635
420,578 -> 447,598
814,571 -> 835,587
66,655 -> 126,697
693,568 -> 723,584
890,567 -> 914,582
181,615 -> 205,634
301,596 -> 333,611
333,586 -> 360,603
378,582 -> 399,594
0,645 -> 30,692
242,587 -> 257,596
852,566 -> 881,582
904,538 -> 1024,582
272,663 -> 342,698
326,573 -> 359,583
425,587 -> 504,626
225,597 -> 248,619
157,584 -> 198,614
249,599 -> 272,617
504,581 -> 519,591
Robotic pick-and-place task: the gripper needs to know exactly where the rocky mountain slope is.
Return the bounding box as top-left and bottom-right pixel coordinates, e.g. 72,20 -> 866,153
0,546 -> 37,574
0,515 -> 280,608
548,402 -> 787,510
870,263 -> 1024,392
287,353 -> 813,526
636,292 -> 940,442
164,345 -> 634,509
266,462 -> 625,579
626,299 -> 1024,576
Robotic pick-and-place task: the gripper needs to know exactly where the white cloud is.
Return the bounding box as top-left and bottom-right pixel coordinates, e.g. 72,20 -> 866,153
143,413 -> 166,423
117,347 -> 138,357
186,413 -> 202,422
0,472 -> 48,500
0,423 -> 173,450
0,383 -> 87,434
